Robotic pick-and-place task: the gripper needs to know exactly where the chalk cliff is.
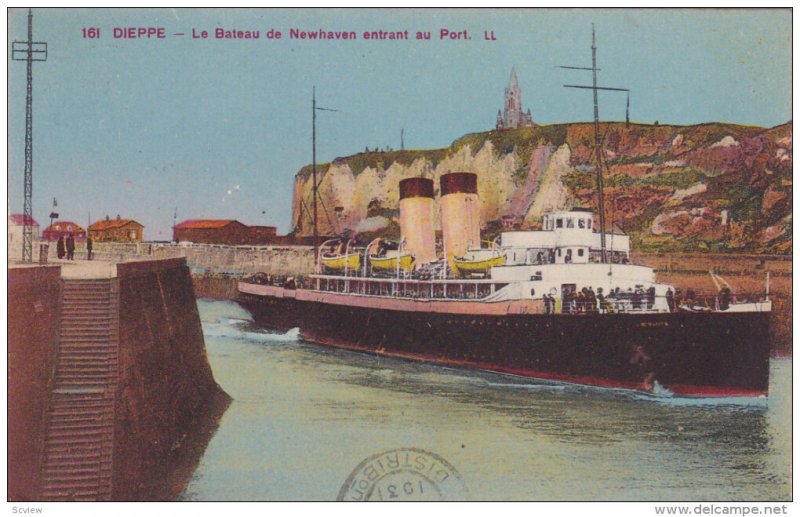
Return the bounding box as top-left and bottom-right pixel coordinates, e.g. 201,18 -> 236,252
292,122 -> 792,253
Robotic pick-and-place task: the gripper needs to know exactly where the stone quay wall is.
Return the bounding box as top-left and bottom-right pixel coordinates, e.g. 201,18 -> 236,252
113,258 -> 229,500
8,266 -> 62,501
67,241 -> 316,277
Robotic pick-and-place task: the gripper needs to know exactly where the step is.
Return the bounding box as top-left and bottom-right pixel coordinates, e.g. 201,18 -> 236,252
58,355 -> 113,362
42,444 -> 104,456
54,382 -> 110,391
58,341 -> 112,348
47,427 -> 108,438
61,309 -> 113,315
61,312 -> 111,317
50,396 -> 109,405
48,418 -> 111,428
55,382 -> 110,391
49,399 -> 109,409
59,329 -> 113,336
62,295 -> 110,301
46,417 -> 106,428
52,388 -> 107,396
59,337 -> 113,344
40,480 -> 102,490
61,301 -> 111,307
60,306 -> 112,312
60,329 -> 113,336
57,357 -> 115,364
56,369 -> 112,377
44,452 -> 101,468
64,280 -> 112,286
40,489 -> 106,500
42,467 -> 102,478
57,358 -> 113,365
55,375 -> 108,388
60,319 -> 113,326
59,341 -> 112,350
46,409 -> 108,419
58,343 -> 112,350
54,366 -> 111,375
55,372 -> 111,379
57,358 -> 112,366
45,437 -> 106,447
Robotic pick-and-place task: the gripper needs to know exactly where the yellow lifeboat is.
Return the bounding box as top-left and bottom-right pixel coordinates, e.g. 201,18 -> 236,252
320,252 -> 360,272
369,252 -> 415,272
366,238 -> 415,273
319,239 -> 360,272
452,244 -> 505,277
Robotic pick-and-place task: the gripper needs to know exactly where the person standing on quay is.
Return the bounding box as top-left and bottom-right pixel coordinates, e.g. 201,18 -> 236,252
66,233 -> 75,260
86,236 -> 93,260
56,235 -> 65,259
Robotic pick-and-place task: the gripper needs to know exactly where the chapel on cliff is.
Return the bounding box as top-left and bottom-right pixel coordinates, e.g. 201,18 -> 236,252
496,68 -> 534,130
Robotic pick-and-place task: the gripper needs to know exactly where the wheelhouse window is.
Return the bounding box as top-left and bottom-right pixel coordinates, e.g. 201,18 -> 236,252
578,248 -> 584,257
578,219 -> 586,229
556,218 -> 563,228
566,218 -> 574,228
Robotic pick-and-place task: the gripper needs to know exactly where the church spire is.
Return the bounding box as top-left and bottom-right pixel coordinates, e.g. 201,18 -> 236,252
509,67 -> 519,90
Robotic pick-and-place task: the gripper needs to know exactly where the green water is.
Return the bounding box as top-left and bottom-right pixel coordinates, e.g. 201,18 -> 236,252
182,300 -> 791,501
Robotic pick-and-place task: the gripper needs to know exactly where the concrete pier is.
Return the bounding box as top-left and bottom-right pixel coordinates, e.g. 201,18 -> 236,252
8,257 -> 230,501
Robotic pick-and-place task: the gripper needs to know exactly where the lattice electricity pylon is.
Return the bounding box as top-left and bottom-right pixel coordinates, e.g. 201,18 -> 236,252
12,9 -> 48,263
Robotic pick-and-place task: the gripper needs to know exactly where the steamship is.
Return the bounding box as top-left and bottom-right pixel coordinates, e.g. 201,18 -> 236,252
238,172 -> 772,397
239,29 -> 770,397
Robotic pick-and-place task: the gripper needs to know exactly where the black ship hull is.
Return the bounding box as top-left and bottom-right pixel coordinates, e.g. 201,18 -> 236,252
238,289 -> 770,397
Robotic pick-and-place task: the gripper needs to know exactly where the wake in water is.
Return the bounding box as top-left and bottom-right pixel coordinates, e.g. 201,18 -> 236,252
476,371 -> 767,408
202,317 -> 300,343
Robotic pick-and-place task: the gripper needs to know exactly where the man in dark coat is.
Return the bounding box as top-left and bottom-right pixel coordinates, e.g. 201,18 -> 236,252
86,236 -> 93,260
56,235 -> 65,259
66,233 -> 75,260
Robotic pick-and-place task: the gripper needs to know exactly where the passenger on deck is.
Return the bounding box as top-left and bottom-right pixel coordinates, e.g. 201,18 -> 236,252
719,287 -> 732,311
666,288 -> 675,312
632,288 -> 643,311
587,287 -> 598,314
597,288 -> 608,313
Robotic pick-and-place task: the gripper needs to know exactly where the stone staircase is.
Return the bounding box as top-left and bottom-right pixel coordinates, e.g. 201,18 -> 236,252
39,279 -> 118,501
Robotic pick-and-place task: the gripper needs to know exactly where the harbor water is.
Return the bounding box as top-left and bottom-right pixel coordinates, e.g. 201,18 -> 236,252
182,299 -> 791,501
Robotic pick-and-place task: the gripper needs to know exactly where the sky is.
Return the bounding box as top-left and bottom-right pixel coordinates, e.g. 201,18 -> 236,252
7,8 -> 792,240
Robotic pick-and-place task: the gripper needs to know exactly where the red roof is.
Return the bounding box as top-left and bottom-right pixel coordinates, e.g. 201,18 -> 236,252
89,218 -> 143,231
43,221 -> 85,233
9,214 -> 39,226
174,219 -> 239,230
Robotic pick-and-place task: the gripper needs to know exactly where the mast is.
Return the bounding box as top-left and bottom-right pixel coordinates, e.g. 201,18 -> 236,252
312,86 -> 318,257
590,25 -> 607,263
560,24 -> 628,264
310,87 -> 339,258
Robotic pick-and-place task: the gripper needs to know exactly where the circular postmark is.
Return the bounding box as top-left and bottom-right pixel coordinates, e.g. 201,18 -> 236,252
337,447 -> 468,501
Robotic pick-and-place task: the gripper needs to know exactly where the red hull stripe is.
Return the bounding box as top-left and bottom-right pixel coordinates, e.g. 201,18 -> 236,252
304,334 -> 767,398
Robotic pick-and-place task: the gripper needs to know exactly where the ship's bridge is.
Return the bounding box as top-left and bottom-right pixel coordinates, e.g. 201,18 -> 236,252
498,210 -> 630,265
